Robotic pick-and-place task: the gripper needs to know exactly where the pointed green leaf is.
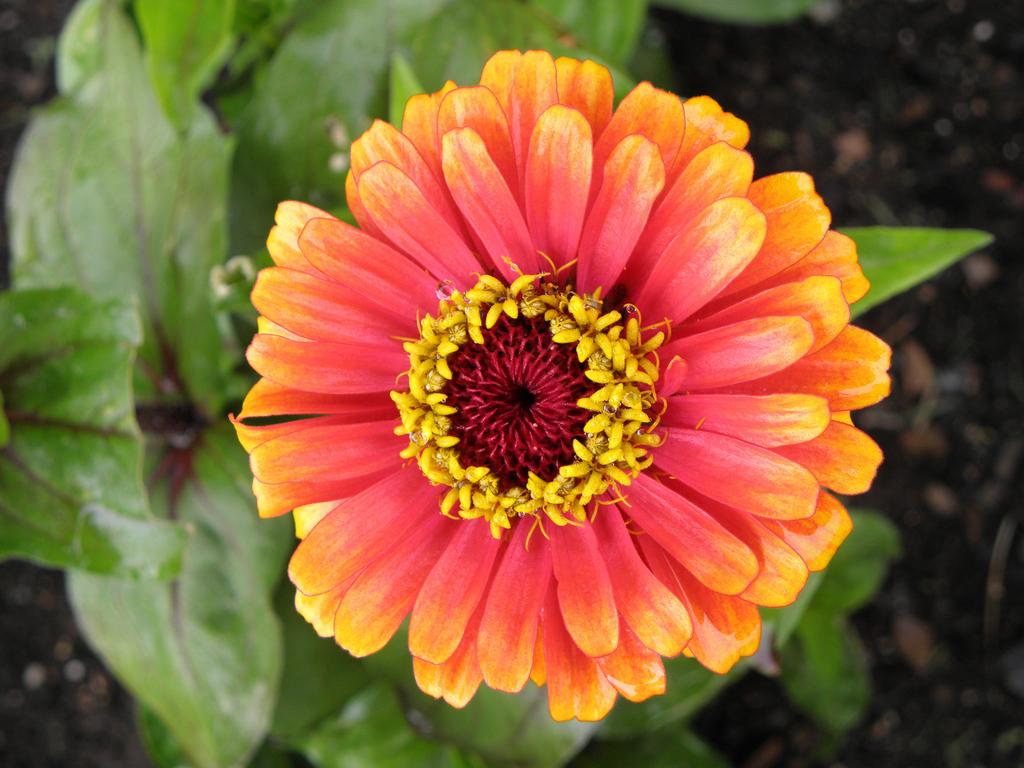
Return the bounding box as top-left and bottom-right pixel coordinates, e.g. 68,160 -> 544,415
135,0 -> 237,129
69,426 -> 292,768
846,226 -> 994,317
0,288 -> 186,578
7,0 -> 234,416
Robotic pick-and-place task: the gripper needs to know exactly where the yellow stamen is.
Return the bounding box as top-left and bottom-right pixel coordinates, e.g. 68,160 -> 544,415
391,275 -> 666,539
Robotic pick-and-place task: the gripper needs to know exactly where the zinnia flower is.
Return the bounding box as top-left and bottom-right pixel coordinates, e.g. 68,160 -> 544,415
232,49 -> 890,721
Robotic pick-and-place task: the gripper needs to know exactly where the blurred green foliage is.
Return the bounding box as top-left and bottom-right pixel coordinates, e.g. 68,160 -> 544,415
0,0 -> 992,765
654,0 -> 822,25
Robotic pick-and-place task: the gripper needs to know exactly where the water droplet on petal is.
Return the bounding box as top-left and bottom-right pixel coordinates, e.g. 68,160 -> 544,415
436,280 -> 456,300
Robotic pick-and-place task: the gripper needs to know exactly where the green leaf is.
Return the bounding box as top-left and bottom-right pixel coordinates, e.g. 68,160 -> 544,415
134,0 -> 237,129
69,426 -> 293,768
653,0 -> 821,24
845,226 -> 994,317
626,20 -> 676,91
598,572 -> 825,741
779,612 -> 870,736
55,0 -> 106,93
362,627 -> 596,767
0,288 -> 187,578
297,683 -> 484,768
0,391 -> 9,448
137,703 -> 193,768
7,0 -> 235,416
270,579 -> 371,741
227,0 -> 631,253
597,656 -> 735,739
389,52 -> 426,128
409,685 -> 596,768
761,570 -> 824,649
575,727 -> 728,767
777,510 -> 899,739
530,0 -> 648,64
810,509 -> 900,616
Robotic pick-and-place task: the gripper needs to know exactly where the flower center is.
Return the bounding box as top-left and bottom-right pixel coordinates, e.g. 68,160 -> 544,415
444,314 -> 591,488
391,274 -> 666,538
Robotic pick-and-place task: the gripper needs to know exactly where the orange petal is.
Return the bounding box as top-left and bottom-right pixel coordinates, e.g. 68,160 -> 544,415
554,57 -> 614,137
481,50 -> 558,184
626,475 -> 758,595
576,135 -> 664,292
690,276 -> 849,353
636,142 -> 754,272
295,582 -> 348,638
663,393 -> 830,448
438,85 -> 518,200
252,267 -> 411,344
595,619 -> 666,703
402,79 -> 457,181
592,82 -> 683,192
293,501 -> 337,539
349,119 -> 462,231
477,521 -> 552,692
440,127 -> 539,277
288,468 -> 434,595
632,197 -> 766,324
246,333 -> 406,395
592,509 -> 692,657
639,539 -> 761,674
335,515 -> 456,657
549,522 -> 619,658
662,316 -> 814,391
256,315 -> 307,340
297,216 -> 439,313
765,230 -> 870,305
542,587 -> 617,721
524,105 -> 593,268
700,496 -> 809,607
762,491 -> 853,571
251,471 -> 390,519
739,325 -> 892,412
267,201 -> 335,273
657,429 -> 820,521
409,521 -> 501,664
478,50 -> 520,112
530,630 -> 546,687
674,95 -> 750,178
677,569 -> 762,674
238,378 -> 393,421
233,408 -> 394,454
413,602 -> 485,708
775,419 -> 883,495
345,169 -> 384,239
357,161 -> 483,284
724,172 -> 831,296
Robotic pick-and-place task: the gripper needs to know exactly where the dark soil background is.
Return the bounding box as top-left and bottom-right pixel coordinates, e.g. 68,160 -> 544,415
1,0 -> 1022,766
